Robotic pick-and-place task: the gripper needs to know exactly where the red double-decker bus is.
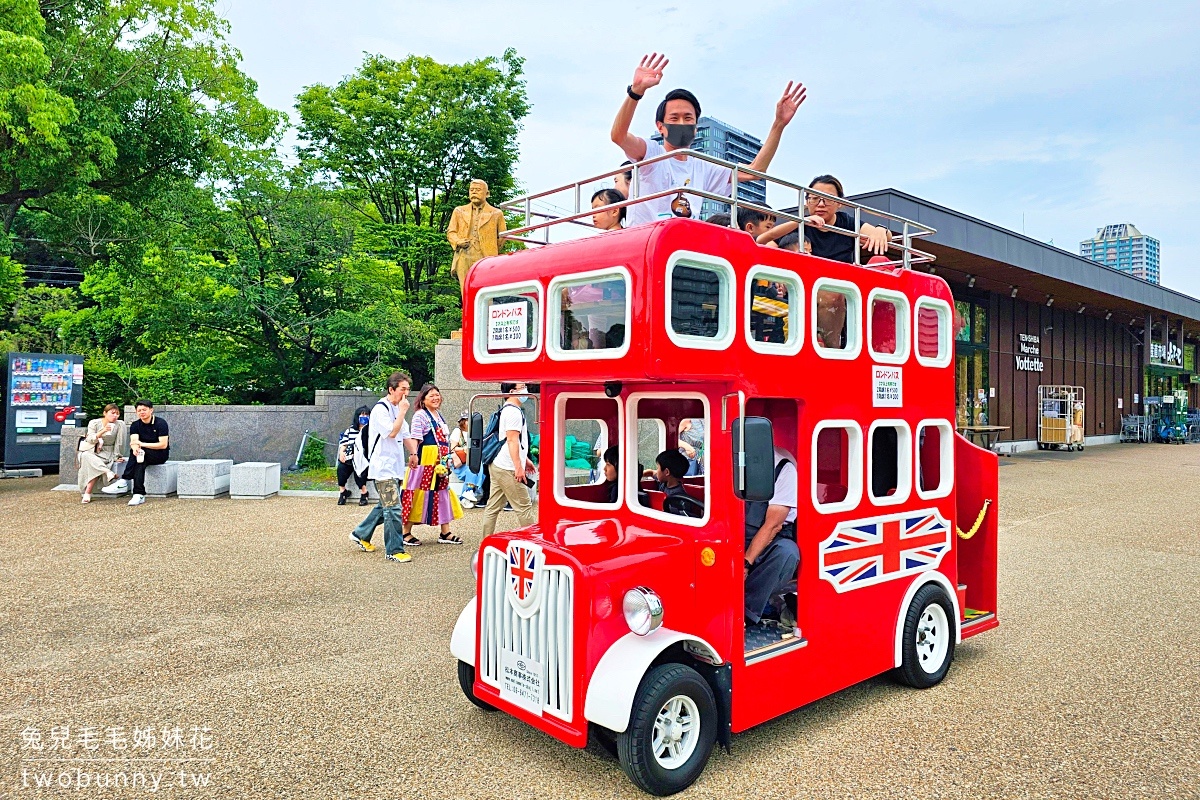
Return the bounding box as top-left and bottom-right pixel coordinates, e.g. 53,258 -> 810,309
450,154 -> 999,795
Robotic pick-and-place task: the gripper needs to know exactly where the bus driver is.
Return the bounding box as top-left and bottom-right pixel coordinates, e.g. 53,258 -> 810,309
743,446 -> 800,629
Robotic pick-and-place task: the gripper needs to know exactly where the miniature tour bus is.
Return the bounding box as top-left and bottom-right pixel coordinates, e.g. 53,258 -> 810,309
450,152 -> 999,796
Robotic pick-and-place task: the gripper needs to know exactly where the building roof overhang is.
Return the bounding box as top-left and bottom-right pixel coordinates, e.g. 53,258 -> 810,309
851,188 -> 1199,330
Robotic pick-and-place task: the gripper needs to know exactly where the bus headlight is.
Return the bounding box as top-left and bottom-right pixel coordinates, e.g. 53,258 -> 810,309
470,550 -> 480,580
623,587 -> 663,636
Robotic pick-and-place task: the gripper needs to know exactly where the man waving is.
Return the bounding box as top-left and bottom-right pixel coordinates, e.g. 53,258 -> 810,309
610,53 -> 807,226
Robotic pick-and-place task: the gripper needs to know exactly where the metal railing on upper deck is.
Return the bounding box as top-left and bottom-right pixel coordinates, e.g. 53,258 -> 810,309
498,148 -> 937,269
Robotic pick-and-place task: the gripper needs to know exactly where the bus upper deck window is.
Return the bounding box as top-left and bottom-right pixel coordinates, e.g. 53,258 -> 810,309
812,280 -> 861,360
915,298 -> 953,367
551,270 -> 630,358
868,290 -> 910,363
746,267 -> 803,355
666,253 -> 735,349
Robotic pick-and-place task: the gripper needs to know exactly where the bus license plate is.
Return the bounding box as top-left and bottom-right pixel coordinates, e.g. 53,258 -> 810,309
500,648 -> 544,716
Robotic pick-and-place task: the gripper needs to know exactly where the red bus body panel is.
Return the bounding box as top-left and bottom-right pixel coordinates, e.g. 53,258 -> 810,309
460,218 -> 998,744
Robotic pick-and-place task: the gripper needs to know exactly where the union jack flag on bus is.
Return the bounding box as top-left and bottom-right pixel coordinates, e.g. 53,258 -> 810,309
819,509 -> 951,592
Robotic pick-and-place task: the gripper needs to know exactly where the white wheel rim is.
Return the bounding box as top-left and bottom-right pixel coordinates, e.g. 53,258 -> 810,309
915,603 -> 950,675
651,694 -> 700,770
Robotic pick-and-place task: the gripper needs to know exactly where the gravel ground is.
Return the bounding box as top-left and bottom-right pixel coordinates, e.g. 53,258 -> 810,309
1,445 -> 1198,799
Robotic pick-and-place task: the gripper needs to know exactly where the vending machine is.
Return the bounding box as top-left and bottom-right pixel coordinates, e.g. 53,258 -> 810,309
2,352 -> 86,470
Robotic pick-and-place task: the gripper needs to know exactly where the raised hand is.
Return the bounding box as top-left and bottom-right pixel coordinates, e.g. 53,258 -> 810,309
632,53 -> 669,95
774,81 -> 808,127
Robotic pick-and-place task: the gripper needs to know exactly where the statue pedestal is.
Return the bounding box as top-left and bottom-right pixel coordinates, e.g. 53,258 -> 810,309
434,338 -> 495,423
434,338 -> 540,435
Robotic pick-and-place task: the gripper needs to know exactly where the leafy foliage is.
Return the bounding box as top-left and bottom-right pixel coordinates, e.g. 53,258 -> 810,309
0,4 -> 526,408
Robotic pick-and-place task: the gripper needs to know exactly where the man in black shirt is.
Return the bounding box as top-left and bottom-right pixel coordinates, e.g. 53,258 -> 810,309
108,399 -> 170,505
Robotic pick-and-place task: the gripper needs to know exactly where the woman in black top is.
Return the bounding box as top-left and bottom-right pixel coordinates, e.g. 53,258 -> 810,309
337,406 -> 371,506
756,174 -> 891,263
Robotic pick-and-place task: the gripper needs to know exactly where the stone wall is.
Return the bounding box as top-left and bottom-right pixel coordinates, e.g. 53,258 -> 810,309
116,390 -> 380,468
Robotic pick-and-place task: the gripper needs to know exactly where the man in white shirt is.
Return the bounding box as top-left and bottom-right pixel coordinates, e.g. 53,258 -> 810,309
481,382 -> 538,538
611,53 -> 808,227
350,371 -> 415,564
744,446 -> 800,626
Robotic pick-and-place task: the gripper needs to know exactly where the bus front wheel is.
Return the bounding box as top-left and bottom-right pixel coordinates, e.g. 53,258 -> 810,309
895,584 -> 956,689
457,660 -> 495,711
617,663 -> 717,796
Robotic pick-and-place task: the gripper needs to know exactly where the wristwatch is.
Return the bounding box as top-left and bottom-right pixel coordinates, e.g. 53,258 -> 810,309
627,85 -> 643,101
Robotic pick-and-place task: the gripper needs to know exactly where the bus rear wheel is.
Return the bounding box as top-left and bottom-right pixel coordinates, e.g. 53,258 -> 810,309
617,663 -> 717,796
457,660 -> 495,711
895,583 -> 956,689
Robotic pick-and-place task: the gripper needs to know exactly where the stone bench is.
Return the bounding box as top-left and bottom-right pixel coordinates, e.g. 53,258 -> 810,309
177,459 -> 233,499
145,460 -> 184,498
230,462 -> 281,500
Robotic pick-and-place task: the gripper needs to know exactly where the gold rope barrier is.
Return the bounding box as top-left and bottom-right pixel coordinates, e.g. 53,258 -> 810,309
956,499 -> 992,540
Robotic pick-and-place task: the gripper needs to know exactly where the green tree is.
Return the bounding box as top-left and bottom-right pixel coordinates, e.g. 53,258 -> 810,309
1,0 -> 279,244
295,49 -> 529,296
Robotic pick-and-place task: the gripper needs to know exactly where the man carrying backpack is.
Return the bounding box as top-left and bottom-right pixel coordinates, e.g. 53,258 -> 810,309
350,371 -> 414,564
481,382 -> 537,538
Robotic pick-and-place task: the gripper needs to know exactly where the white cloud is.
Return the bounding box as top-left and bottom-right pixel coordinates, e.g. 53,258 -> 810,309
222,0 -> 1200,291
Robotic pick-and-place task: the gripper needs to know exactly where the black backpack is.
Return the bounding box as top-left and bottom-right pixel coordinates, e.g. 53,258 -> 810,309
480,403 -> 525,469
476,402 -> 527,504
358,400 -> 391,462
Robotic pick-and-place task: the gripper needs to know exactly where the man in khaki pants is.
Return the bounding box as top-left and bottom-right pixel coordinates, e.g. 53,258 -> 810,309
482,382 -> 537,537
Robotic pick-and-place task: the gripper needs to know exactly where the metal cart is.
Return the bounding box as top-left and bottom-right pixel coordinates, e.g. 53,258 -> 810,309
1038,385 -> 1085,451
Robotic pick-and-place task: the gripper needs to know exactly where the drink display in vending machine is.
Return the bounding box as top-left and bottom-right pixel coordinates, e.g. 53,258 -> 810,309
2,352 -> 86,469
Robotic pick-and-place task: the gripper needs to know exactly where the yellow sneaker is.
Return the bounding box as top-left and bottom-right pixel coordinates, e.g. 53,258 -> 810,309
349,533 -> 375,552
385,552 -> 412,564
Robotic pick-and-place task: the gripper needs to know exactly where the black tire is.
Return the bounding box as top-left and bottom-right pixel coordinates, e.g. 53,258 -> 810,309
457,660 -> 495,711
617,663 -> 717,796
894,583 -> 956,689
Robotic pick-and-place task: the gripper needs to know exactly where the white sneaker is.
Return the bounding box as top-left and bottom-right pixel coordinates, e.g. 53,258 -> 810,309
127,494 -> 146,506
101,480 -> 129,495
461,489 -> 479,504
459,496 -> 475,509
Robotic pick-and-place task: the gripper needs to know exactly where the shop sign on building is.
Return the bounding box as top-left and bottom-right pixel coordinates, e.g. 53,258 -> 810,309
1150,340 -> 1183,368
1015,333 -> 1044,372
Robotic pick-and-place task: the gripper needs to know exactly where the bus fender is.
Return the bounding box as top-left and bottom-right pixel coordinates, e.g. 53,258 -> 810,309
450,598 -> 477,666
893,572 -> 961,668
584,628 -> 722,734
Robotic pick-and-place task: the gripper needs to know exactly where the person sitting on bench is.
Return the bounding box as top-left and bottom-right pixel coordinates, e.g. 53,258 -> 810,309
103,399 -> 170,506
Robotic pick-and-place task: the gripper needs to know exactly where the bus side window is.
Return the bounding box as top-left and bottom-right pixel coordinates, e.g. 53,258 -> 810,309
869,421 -> 912,505
868,290 -> 910,363
915,298 -> 953,367
916,420 -> 954,499
746,267 -> 803,354
813,422 -> 863,512
812,280 -> 861,359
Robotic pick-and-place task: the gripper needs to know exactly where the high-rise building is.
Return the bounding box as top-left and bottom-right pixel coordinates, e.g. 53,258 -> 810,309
651,116 -> 766,219
1079,223 -> 1160,284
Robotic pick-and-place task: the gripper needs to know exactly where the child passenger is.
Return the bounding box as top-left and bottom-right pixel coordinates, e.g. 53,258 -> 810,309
602,446 -> 619,503
650,449 -> 690,499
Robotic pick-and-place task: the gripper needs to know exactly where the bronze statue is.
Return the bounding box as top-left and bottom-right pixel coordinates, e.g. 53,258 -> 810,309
446,179 -> 506,302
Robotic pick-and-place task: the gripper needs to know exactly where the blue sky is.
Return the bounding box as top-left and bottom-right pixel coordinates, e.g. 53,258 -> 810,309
221,0 -> 1200,294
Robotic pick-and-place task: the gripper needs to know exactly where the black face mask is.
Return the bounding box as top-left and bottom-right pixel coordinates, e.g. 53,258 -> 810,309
663,123 -> 697,148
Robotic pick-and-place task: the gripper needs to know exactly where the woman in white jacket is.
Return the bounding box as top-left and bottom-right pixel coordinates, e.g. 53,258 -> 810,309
78,404 -> 128,503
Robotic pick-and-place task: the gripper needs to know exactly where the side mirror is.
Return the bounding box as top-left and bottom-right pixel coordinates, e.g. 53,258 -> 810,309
732,416 -> 774,502
469,412 -> 485,473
